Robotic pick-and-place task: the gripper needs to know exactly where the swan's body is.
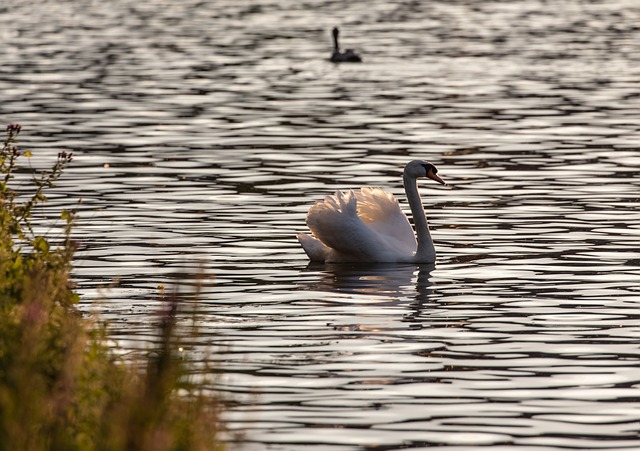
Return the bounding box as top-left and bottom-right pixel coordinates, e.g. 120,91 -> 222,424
330,27 -> 362,63
297,160 -> 445,263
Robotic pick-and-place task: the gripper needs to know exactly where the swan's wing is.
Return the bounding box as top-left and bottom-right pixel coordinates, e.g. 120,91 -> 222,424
354,187 -> 417,254
305,188 -> 416,261
306,190 -> 386,260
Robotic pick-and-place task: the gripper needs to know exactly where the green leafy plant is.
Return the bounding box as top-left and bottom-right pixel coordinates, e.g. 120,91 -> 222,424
0,124 -> 77,307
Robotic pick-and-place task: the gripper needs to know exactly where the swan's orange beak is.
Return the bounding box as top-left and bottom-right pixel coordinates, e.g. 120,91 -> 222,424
427,170 -> 446,185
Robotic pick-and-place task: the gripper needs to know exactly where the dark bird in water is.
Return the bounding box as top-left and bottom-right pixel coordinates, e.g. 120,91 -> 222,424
330,27 -> 362,63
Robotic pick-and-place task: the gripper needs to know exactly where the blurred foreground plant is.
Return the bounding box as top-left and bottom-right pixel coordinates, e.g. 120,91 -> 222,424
0,125 -> 226,451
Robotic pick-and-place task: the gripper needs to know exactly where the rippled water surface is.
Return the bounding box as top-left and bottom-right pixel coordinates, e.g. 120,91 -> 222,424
3,0 -> 640,449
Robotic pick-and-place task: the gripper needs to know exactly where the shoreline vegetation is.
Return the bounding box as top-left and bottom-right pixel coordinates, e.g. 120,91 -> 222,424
0,125 -> 226,451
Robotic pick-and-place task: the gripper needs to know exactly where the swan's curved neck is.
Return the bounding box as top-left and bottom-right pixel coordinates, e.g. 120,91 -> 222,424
403,173 -> 435,262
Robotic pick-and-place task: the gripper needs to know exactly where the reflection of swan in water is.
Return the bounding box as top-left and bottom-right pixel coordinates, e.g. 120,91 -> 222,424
330,27 -> 362,63
302,263 -> 434,298
297,160 -> 446,263
300,264 -> 436,332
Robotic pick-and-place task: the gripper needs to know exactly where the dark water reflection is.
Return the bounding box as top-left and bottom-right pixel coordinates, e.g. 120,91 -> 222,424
3,0 -> 640,449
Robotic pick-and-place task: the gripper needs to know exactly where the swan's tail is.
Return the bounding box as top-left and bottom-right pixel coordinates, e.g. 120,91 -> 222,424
296,233 -> 329,262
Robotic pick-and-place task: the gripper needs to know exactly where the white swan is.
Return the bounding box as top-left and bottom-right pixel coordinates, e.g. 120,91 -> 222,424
297,160 -> 446,263
330,27 -> 362,63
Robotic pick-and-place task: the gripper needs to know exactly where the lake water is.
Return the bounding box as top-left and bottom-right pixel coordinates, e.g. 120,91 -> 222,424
2,0 -> 640,449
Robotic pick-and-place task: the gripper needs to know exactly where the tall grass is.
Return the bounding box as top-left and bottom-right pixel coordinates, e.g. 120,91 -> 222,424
0,125 -> 226,451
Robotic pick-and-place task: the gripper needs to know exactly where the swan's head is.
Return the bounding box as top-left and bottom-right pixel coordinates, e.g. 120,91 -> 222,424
404,160 -> 446,185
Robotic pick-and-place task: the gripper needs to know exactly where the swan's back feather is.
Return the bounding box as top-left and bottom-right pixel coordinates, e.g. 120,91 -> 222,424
354,187 -> 416,253
306,190 -> 376,260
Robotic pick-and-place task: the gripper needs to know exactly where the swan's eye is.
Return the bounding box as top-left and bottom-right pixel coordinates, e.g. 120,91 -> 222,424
421,163 -> 437,175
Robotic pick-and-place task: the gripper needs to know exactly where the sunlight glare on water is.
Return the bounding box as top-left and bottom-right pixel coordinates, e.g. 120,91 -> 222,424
2,0 -> 640,449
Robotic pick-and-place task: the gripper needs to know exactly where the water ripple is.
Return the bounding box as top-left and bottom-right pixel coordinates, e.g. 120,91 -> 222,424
3,0 -> 640,449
